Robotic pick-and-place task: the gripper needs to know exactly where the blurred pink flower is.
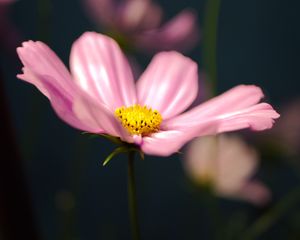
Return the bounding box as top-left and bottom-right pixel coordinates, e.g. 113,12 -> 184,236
185,135 -> 271,206
0,0 -> 20,57
17,32 -> 279,156
83,0 -> 199,53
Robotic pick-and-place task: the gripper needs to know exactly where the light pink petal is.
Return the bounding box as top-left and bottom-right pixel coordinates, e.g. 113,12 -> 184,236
163,85 -> 280,133
215,103 -> 279,132
136,51 -> 198,120
17,41 -> 73,98
70,32 -> 137,110
17,40 -> 127,138
140,130 -> 186,156
141,121 -> 218,156
145,86 -> 278,157
135,10 -> 200,52
42,76 -> 125,137
168,85 -> 265,121
72,91 -> 133,141
18,67 -> 94,131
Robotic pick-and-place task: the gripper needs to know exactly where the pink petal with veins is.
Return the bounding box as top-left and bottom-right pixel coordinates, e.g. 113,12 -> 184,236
70,32 -> 137,110
17,39 -> 126,138
142,85 -> 279,156
137,51 -> 198,120
163,85 -> 279,132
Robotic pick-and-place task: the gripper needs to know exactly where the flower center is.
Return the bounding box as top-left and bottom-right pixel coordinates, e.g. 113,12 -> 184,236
115,104 -> 162,136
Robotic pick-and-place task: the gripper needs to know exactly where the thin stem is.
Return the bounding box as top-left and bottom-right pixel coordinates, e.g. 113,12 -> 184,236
128,152 -> 141,240
203,0 -> 222,96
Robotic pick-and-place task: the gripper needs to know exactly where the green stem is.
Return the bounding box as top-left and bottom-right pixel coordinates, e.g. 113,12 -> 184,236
242,187 -> 300,240
203,0 -> 222,96
128,152 -> 141,240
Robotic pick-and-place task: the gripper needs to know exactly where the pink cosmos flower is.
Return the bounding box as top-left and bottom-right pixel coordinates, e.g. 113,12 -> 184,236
83,0 -> 199,52
185,135 -> 271,206
17,32 -> 279,157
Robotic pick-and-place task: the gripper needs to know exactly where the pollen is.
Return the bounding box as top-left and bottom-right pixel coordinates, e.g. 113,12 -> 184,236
115,104 -> 162,136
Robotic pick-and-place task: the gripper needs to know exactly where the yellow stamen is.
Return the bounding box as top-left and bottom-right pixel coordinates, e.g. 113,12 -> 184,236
115,104 -> 162,136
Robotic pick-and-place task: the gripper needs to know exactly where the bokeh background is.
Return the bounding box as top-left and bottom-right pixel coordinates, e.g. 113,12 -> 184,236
1,0 -> 300,239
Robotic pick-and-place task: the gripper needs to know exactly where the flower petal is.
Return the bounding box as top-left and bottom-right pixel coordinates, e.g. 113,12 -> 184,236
18,67 -> 95,131
163,85 -> 280,133
70,32 -> 137,110
72,90 -> 132,141
136,51 -> 198,119
215,103 -> 280,132
135,10 -> 200,52
141,121 -> 218,157
142,86 -> 279,157
17,40 -> 127,138
140,130 -> 186,156
17,41 -> 73,98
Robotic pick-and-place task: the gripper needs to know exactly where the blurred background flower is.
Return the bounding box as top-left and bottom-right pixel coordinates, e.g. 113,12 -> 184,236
83,0 -> 200,53
185,134 -> 271,206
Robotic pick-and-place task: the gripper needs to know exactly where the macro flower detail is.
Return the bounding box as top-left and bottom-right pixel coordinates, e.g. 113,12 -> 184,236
17,32 -> 279,156
185,135 -> 271,206
115,104 -> 162,136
